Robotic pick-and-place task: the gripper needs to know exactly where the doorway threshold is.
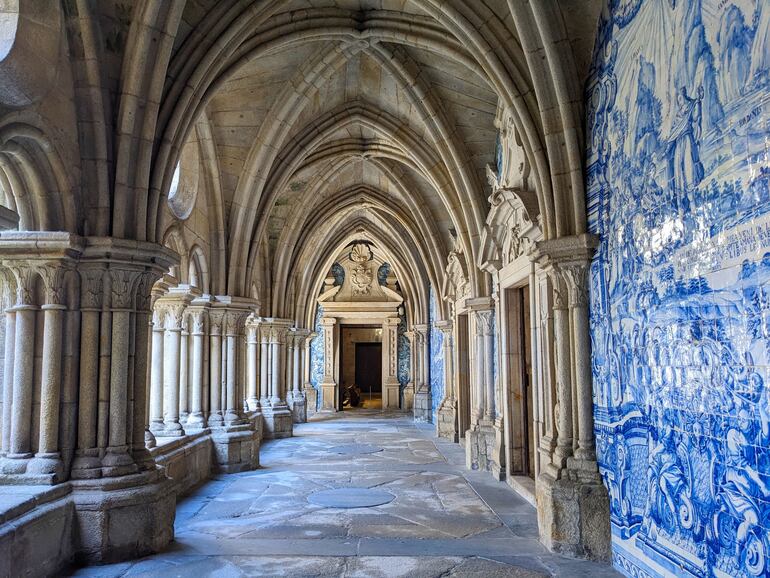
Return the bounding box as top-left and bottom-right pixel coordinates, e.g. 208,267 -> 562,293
508,475 -> 536,507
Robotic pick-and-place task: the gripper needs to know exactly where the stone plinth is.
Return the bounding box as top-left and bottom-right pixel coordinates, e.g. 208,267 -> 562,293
383,382 -> 400,409
536,469 -> 611,561
262,404 -> 293,438
436,398 -> 458,442
320,382 -> 337,412
413,387 -> 431,422
466,421 -> 504,480
210,426 -> 260,473
288,391 -> 307,424
304,384 -> 318,417
70,470 -> 175,564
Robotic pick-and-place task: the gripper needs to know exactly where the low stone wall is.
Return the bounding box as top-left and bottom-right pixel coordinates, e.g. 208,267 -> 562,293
0,485 -> 75,578
151,431 -> 214,497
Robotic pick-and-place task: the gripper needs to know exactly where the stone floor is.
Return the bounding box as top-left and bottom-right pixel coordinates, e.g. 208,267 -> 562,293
68,410 -> 620,577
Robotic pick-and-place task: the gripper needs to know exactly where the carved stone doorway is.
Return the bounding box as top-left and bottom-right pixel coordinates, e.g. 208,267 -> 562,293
456,313 -> 471,442
504,285 -> 535,479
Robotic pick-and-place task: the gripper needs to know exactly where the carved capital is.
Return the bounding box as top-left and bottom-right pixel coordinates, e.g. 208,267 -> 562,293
209,311 -> 224,335
80,268 -> 105,310
8,264 -> 36,306
37,264 -> 68,306
0,269 -> 16,310
162,303 -> 186,330
134,272 -> 158,313
190,310 -> 206,335
547,269 -> 569,311
560,263 -> 590,309
110,269 -> 138,310
474,310 -> 494,337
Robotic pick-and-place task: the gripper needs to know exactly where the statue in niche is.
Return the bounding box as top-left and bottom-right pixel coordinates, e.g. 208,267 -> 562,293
349,243 -> 373,296
445,250 -> 469,301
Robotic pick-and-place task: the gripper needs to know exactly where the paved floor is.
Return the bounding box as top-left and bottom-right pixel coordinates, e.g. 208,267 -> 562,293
69,410 -> 620,577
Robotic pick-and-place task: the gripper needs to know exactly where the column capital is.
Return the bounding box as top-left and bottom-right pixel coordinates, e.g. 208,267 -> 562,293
189,309 -> 206,335
531,233 -> 597,270
435,320 -> 453,335
474,309 -> 495,337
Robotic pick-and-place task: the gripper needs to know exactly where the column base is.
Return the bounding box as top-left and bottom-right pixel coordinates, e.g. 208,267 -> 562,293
185,413 -> 206,431
413,387 -> 431,422
262,404 -> 293,438
70,470 -> 175,564
402,383 -> 414,411
101,447 -> 138,478
320,382 -> 337,412
27,453 -> 64,480
71,451 -> 103,480
304,385 -> 318,417
383,382 -> 400,409
436,398 -> 458,442
466,421 -> 504,480
0,454 -> 58,484
289,392 -> 307,423
536,468 -> 611,561
210,425 -> 260,473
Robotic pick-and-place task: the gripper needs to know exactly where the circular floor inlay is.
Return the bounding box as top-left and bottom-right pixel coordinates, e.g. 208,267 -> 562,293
326,443 -> 383,455
308,488 -> 396,508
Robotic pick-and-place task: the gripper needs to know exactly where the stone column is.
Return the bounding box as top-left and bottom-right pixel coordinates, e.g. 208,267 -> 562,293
285,330 -> 295,406
319,317 -> 337,412
28,265 -> 67,478
289,330 -> 309,423
413,324 -> 430,421
261,319 -> 293,438
208,312 -> 224,427
148,308 -> 165,435
131,273 -> 155,470
186,310 -> 206,429
402,330 -> 415,411
101,269 -> 139,476
2,266 -> 37,475
549,270 -> 573,469
179,315 -> 190,423
303,332 -> 318,416
72,268 -> 103,477
245,315 -> 259,412
160,303 -> 184,437
436,321 -> 457,441
260,324 -> 270,407
382,317 -> 401,409
0,273 -> 15,456
533,234 -> 610,560
478,310 -> 495,421
563,263 -> 596,463
223,311 -> 243,426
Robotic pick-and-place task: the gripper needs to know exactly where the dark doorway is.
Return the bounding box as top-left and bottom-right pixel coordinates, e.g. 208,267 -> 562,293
456,313 -> 471,442
355,343 -> 382,398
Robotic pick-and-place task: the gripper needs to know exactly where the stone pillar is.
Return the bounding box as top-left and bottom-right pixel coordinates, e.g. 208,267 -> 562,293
319,317 -> 337,412
382,317 -> 401,409
179,315 -> 190,423
245,315 -> 259,412
303,332 -> 318,416
72,268 -> 104,477
148,308 -> 165,435
0,274 -> 15,457
285,330 -> 295,406
260,318 -> 293,437
413,324 -> 430,421
223,311 -> 244,426
131,273 -> 155,470
402,330 -> 415,411
436,320 -> 457,441
1,266 -> 37,476
466,303 -> 503,479
259,324 -> 270,407
533,235 -> 610,561
160,303 -> 185,437
289,329 -> 309,423
186,310 -> 206,429
208,312 -> 224,428
28,265 -> 67,478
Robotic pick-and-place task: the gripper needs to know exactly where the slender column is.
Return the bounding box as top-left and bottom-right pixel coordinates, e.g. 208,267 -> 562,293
149,309 -> 165,434
224,312 -> 241,425
549,270 -> 573,468
245,318 -> 259,411
437,321 -> 454,402
208,312 -> 224,427
479,310 -> 495,421
102,269 -> 139,475
260,326 -> 270,406
293,336 -> 301,399
319,318 -> 337,411
30,279 -> 66,475
131,273 -> 155,468
271,329 -> 281,405
4,266 -> 37,472
179,315 -> 190,423
472,313 -> 485,423
187,310 -> 206,428
72,269 -> 103,476
1,307 -> 14,455
564,263 -> 596,462
162,304 -> 184,436
286,333 -> 295,400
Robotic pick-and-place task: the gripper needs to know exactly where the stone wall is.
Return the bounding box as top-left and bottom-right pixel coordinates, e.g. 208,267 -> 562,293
587,1 -> 770,576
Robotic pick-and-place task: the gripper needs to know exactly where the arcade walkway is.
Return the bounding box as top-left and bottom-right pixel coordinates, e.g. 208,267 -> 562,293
69,412 -> 619,577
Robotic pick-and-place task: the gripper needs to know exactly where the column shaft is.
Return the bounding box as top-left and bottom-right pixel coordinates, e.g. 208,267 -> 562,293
9,307 -> 35,458
162,319 -> 183,435
188,321 -> 205,428
1,309 -> 14,454
149,321 -> 164,433
36,306 -> 64,458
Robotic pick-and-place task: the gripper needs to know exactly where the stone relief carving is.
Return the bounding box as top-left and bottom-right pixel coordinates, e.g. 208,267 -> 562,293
349,243 -> 373,296
444,247 -> 469,302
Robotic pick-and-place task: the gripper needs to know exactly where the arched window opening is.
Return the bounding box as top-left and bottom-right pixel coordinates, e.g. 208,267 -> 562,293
0,2 -> 19,63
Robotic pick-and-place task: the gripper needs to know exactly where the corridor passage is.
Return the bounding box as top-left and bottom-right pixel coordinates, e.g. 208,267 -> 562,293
70,411 -> 619,578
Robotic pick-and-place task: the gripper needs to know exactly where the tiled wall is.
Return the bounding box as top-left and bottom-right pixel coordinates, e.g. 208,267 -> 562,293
587,1 -> 770,576
429,286 -> 444,423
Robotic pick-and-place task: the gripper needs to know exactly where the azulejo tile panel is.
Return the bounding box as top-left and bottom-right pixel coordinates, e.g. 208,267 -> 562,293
429,286 -> 444,423
587,1 -> 770,576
